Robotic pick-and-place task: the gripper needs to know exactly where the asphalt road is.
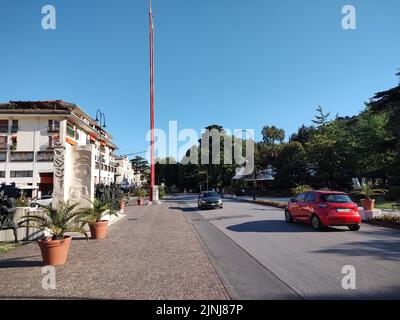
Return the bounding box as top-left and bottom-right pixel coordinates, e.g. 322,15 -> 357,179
175,194 -> 400,300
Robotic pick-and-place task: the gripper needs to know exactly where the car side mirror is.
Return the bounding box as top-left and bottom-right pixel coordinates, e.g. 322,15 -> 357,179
290,198 -> 297,203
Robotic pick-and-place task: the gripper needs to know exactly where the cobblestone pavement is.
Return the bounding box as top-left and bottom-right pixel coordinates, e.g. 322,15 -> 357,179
0,200 -> 229,299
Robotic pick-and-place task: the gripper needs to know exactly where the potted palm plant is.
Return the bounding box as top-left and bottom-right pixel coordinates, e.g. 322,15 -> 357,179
136,188 -> 147,205
353,182 -> 387,210
119,194 -> 127,210
19,200 -> 86,266
79,198 -> 118,240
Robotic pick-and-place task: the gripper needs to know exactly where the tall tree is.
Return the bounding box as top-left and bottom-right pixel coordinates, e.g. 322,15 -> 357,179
369,71 -> 400,151
261,126 -> 285,145
274,142 -> 310,188
312,105 -> 331,126
130,156 -> 149,183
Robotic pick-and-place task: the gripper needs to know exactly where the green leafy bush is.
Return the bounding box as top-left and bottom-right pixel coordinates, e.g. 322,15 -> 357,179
370,214 -> 400,225
291,184 -> 312,195
158,186 -> 166,199
15,198 -> 28,207
135,188 -> 147,198
254,199 -> 287,209
385,186 -> 400,201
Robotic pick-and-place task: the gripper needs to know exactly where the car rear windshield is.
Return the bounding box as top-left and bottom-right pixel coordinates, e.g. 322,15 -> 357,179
203,192 -> 220,198
320,194 -> 352,203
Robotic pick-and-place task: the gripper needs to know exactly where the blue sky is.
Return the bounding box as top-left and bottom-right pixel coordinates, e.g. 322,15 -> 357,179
0,0 -> 399,159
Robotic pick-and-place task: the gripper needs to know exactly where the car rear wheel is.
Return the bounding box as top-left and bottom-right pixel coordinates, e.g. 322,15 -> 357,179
311,214 -> 323,231
348,224 -> 360,231
285,210 -> 293,223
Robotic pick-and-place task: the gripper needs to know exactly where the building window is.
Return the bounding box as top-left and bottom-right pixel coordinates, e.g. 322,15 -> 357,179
10,171 -> 33,178
10,152 -> 34,162
0,152 -> 6,162
0,120 -> 8,133
0,136 -> 7,150
37,151 -> 54,162
0,171 -> 5,178
66,123 -> 75,138
11,120 -> 18,133
48,120 -> 60,132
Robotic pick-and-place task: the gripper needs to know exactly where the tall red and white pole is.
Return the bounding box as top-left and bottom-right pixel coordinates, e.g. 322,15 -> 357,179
149,0 -> 155,202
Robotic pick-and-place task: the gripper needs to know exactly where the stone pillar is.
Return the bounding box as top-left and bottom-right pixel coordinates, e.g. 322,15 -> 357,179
152,185 -> 160,204
53,144 -> 95,208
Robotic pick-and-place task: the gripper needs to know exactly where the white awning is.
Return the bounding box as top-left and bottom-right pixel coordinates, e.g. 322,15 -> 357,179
232,166 -> 250,180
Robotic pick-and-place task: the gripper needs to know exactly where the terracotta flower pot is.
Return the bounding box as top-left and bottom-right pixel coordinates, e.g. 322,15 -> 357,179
361,199 -> 375,210
38,236 -> 72,266
137,198 -> 144,205
119,201 -> 126,210
89,220 -> 109,240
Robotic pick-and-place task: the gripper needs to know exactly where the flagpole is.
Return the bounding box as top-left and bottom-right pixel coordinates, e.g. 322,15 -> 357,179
149,0 -> 155,202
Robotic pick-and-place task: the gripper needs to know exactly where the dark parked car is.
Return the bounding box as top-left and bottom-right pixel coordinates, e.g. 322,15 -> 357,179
198,191 -> 223,209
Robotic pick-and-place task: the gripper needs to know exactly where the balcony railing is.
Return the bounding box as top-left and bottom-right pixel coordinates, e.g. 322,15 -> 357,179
37,151 -> 54,162
10,151 -> 34,162
47,125 -> 60,133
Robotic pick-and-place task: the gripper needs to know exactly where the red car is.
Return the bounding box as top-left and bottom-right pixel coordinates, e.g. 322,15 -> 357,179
285,190 -> 361,231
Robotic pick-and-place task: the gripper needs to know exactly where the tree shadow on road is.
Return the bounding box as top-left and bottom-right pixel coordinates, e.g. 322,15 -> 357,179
0,257 -> 43,268
169,206 -> 198,212
311,239 -> 400,261
226,220 -> 348,233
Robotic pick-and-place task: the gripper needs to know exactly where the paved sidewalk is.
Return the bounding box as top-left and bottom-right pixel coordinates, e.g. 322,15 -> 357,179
0,201 -> 228,299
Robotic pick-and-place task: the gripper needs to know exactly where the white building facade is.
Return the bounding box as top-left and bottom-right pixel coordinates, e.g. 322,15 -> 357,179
115,156 -> 135,189
0,100 -> 118,197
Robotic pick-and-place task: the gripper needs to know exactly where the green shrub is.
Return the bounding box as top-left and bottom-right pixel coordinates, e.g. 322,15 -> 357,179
15,198 -> 28,207
134,188 -> 147,198
254,199 -> 287,209
158,186 -> 166,199
370,214 -> 400,225
385,186 -> 400,201
291,184 -> 312,195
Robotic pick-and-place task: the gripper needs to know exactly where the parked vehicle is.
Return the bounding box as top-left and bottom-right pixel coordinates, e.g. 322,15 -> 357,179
198,191 -> 223,209
285,190 -> 361,231
30,195 -> 52,208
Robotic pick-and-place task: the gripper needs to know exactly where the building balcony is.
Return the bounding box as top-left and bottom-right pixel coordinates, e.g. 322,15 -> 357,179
37,151 -> 54,162
47,125 -> 60,133
10,151 -> 34,162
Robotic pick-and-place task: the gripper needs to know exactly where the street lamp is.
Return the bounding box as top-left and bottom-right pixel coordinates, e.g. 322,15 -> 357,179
95,109 -> 106,185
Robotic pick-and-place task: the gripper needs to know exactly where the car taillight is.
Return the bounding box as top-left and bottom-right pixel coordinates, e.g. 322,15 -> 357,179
318,202 -> 329,208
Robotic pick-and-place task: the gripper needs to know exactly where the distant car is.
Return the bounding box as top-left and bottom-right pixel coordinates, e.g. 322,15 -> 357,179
30,195 -> 52,208
198,191 -> 223,210
285,190 -> 361,231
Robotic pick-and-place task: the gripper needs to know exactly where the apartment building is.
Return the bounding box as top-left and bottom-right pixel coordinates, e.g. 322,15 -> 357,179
0,100 -> 118,197
115,156 -> 137,189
